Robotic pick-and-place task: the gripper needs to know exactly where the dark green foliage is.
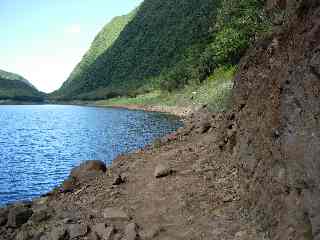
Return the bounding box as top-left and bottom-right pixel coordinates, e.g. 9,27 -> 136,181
53,0 -> 219,99
0,70 -> 44,102
54,0 -> 270,99
58,10 -> 137,96
202,0 -> 270,67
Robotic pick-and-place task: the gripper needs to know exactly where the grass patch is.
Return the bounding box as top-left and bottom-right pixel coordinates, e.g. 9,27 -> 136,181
95,66 -> 236,112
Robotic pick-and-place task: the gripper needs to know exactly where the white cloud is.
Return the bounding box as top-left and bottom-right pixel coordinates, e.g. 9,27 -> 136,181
65,24 -> 81,34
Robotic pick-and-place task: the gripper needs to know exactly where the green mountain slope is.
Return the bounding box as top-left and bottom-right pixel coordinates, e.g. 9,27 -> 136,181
60,10 -> 137,92
54,0 -> 268,100
0,70 -> 44,102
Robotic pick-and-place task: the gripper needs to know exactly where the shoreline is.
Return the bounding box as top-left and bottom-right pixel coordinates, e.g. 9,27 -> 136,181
0,100 -> 194,117
0,107 -> 251,240
91,103 -> 194,117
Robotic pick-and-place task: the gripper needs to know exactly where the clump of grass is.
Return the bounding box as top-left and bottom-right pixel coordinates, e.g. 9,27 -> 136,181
96,66 -> 236,113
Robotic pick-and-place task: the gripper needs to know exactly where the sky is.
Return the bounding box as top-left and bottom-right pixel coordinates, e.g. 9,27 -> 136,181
0,0 -> 143,93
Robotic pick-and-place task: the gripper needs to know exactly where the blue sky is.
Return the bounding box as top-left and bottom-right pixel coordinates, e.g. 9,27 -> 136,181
0,0 -> 143,93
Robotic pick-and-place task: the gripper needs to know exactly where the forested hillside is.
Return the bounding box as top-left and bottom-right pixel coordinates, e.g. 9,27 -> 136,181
53,0 -> 269,101
58,10 -> 137,96
0,70 -> 44,102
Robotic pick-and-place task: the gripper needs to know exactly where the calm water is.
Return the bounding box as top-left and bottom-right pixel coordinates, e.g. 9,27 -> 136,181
0,105 -> 182,206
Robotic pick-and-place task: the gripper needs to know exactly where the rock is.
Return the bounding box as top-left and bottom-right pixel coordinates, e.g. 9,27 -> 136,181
103,208 -> 129,221
7,206 -> 33,228
167,133 -> 177,142
48,226 -> 68,240
92,223 -> 115,240
31,209 -> 51,223
140,226 -> 164,239
57,209 -> 81,223
196,119 -> 211,134
68,224 -> 89,239
15,229 -> 32,240
234,230 -> 248,240
123,223 -> 139,240
60,178 -> 76,193
62,218 -> 74,224
112,175 -> 126,185
0,208 -> 9,226
33,231 -> 46,240
154,163 -> 173,178
113,233 -> 122,240
70,160 -> 106,179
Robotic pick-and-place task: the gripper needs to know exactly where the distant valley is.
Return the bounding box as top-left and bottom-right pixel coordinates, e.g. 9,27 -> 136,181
0,69 -> 44,103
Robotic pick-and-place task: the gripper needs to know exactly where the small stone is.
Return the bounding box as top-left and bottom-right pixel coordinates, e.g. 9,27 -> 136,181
15,229 -> 32,240
92,223 -> 115,240
112,175 -> 126,185
103,208 -> 129,220
62,218 -> 74,224
68,224 -> 89,239
7,206 -> 33,228
113,233 -> 122,240
234,230 -> 248,239
60,178 -> 76,193
154,164 -> 173,178
123,223 -> 139,240
31,209 -> 50,223
196,120 -> 211,134
141,226 -> 164,239
48,226 -> 68,240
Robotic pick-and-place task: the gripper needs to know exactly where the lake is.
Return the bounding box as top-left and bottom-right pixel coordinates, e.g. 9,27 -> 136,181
0,105 -> 182,206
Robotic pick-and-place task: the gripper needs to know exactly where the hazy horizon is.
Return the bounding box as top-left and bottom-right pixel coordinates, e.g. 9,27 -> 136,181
0,0 -> 143,93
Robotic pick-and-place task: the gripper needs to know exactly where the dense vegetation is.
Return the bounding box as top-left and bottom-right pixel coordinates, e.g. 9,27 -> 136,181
0,70 -> 44,102
53,0 -> 269,103
57,10 -> 137,95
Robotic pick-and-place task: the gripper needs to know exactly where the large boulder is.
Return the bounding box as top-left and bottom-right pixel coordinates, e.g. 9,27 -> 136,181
7,205 -> 33,228
70,160 -> 107,179
0,207 -> 9,226
61,160 -> 107,191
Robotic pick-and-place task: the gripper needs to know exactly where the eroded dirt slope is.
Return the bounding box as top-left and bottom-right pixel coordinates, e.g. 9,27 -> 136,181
234,0 -> 320,239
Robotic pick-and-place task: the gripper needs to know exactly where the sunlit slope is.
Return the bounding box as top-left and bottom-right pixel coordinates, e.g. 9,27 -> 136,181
54,0 -> 268,100
54,0 -> 219,100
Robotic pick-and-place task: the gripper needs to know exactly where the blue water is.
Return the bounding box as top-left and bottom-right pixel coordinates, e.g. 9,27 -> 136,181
0,105 -> 182,206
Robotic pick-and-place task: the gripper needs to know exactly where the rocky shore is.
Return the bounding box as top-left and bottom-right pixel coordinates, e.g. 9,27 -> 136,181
0,107 -> 264,240
93,104 -> 193,118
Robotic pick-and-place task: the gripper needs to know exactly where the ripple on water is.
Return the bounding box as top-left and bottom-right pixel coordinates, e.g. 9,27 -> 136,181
0,105 -> 182,206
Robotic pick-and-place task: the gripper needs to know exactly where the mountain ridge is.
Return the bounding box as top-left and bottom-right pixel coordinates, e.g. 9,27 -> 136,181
0,69 -> 44,102
0,69 -> 36,89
